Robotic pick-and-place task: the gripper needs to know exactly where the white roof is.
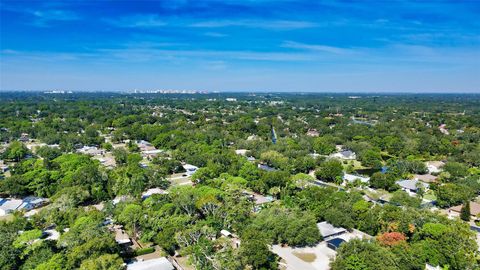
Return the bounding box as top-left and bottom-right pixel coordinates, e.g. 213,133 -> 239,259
343,173 -> 370,183
142,188 -> 166,198
235,149 -> 248,155
0,199 -> 23,212
317,221 -> 347,238
127,257 -> 174,270
396,179 -> 429,191
113,195 -> 131,205
143,149 -> 163,154
183,164 -> 198,170
44,229 -> 60,240
220,229 -> 232,237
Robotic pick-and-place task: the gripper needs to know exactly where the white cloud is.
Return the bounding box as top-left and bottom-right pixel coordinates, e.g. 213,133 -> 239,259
190,19 -> 318,30
282,41 -> 355,55
105,14 -> 167,28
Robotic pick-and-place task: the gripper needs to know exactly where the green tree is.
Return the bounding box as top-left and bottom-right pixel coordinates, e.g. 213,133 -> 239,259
369,172 -> 398,191
2,141 -> 29,161
79,254 -> 125,270
315,159 -> 343,183
331,239 -> 398,270
360,149 -> 383,170
435,183 -> 473,208
460,201 -> 471,221
240,228 -> 278,270
117,204 -> 143,240
313,136 -> 336,155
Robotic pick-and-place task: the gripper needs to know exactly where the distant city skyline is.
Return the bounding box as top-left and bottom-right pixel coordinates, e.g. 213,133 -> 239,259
1,0 -> 479,93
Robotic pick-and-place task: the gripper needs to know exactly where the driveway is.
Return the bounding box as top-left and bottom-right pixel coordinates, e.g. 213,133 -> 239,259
272,243 -> 335,270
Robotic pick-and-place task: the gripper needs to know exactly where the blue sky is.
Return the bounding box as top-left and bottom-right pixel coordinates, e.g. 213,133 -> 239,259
1,0 -> 479,92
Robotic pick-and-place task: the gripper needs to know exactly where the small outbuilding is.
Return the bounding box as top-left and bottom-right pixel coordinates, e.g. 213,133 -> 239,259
326,238 -> 346,250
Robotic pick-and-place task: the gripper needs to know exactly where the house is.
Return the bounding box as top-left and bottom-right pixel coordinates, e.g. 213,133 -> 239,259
141,188 -> 167,200
343,173 -> 370,184
0,196 -> 47,216
247,134 -> 260,141
220,229 -> 241,248
183,164 -> 199,176
127,257 -> 175,270
326,238 -> 346,251
21,196 -> 48,210
96,156 -> 116,168
220,229 -> 233,237
317,221 -> 347,240
448,201 -> 480,219
142,149 -> 163,159
439,124 -> 449,135
0,162 -> 8,173
113,225 -> 132,245
258,164 -> 276,172
77,146 -> 104,156
137,140 -> 155,151
426,161 -> 445,174
247,156 -> 256,162
425,264 -> 442,270
396,179 -> 429,195
253,194 -> 275,205
306,129 -> 319,137
0,199 -> 23,216
414,174 -> 438,184
331,150 -> 356,160
113,195 -> 132,205
19,133 -> 30,142
243,191 -> 275,212
235,149 -> 248,156
44,229 -> 60,241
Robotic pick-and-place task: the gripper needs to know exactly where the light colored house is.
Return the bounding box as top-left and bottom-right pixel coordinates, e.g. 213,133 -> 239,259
141,149 -> 163,159
426,161 -> 445,174
112,195 -> 132,205
0,199 -> 23,216
396,179 -> 429,195
331,150 -> 356,160
114,225 -> 132,245
317,221 -> 347,240
19,133 -> 30,142
183,164 -> 198,176
141,188 -> 167,199
343,173 -> 370,184
0,162 -> 8,173
235,149 -> 248,156
137,140 -> 156,152
306,129 -> 319,137
77,146 -> 104,156
414,174 -> 438,183
439,124 -> 449,135
21,196 -> 48,210
425,264 -> 442,270
258,164 -> 276,172
127,257 -> 174,270
448,201 -> 480,219
0,196 -> 47,216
